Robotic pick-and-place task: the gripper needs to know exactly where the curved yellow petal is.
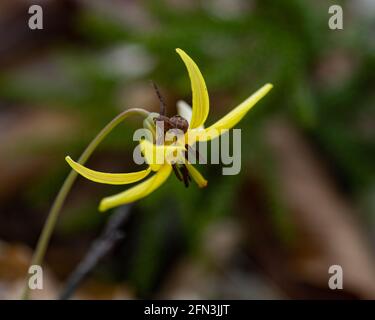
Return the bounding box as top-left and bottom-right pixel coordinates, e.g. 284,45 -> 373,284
185,163 -> 208,188
189,83 -> 273,142
99,164 -> 172,211
176,48 -> 209,129
177,100 -> 205,130
66,156 -> 151,185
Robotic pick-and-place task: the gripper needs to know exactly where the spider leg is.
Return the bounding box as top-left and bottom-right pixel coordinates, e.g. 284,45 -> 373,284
151,81 -> 166,116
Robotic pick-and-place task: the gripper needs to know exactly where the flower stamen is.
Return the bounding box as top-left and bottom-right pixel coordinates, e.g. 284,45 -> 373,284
172,164 -> 183,181
180,164 -> 191,188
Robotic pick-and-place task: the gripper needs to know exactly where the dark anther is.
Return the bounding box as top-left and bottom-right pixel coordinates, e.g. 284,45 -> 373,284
185,144 -> 205,164
180,165 -> 190,188
172,164 -> 182,181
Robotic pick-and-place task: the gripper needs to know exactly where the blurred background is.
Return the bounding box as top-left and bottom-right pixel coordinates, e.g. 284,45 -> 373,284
0,0 -> 375,299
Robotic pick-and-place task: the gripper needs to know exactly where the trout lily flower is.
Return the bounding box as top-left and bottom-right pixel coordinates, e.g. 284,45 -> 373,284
66,48 -> 273,212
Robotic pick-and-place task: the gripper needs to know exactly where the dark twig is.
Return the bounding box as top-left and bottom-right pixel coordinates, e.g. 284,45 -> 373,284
59,205 -> 132,300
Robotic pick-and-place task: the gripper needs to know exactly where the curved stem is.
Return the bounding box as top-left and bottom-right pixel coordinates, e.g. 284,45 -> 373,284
21,108 -> 149,300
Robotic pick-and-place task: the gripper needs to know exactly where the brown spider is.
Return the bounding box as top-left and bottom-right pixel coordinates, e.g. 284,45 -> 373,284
151,82 -> 193,187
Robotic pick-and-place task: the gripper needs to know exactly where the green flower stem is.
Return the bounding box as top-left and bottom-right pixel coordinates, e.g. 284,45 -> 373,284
21,108 -> 149,300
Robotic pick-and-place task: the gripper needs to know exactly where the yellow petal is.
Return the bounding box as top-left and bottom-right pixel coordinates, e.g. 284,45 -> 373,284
66,156 -> 151,185
140,140 -> 163,172
176,48 -> 209,129
189,83 -> 273,142
185,163 -> 208,188
99,164 -> 172,211
140,139 -> 185,169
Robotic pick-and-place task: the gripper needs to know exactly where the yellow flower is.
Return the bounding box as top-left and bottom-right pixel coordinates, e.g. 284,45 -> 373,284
66,48 -> 273,212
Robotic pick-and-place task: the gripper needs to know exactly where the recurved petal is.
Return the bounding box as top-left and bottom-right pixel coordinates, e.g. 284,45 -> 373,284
66,156 -> 151,185
176,48 -> 209,129
99,164 -> 172,211
185,163 -> 208,188
190,83 -> 273,142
